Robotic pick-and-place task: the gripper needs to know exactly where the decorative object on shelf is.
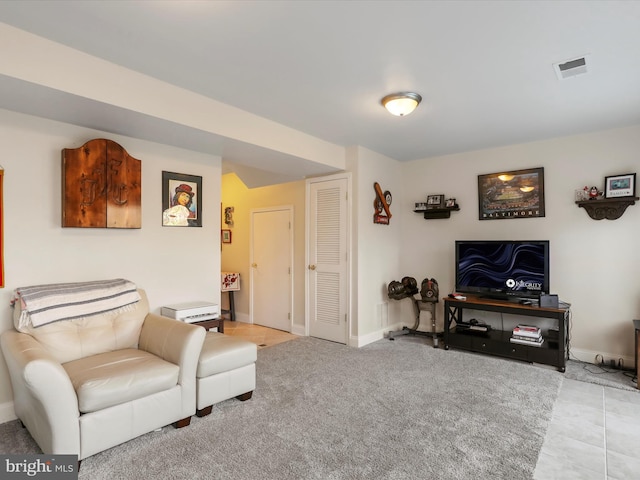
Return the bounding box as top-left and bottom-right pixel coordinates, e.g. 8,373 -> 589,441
478,167 -> 545,220
221,272 -> 240,321
62,138 -> 141,228
574,186 -> 590,201
414,202 -> 427,211
221,229 -> 232,243
604,173 -> 636,198
373,182 -> 392,224
426,194 -> 445,209
445,198 -> 457,208
162,171 -> 202,227
221,272 -> 240,291
576,197 -> 638,220
380,92 -> 422,116
224,206 -> 234,226
588,186 -> 602,200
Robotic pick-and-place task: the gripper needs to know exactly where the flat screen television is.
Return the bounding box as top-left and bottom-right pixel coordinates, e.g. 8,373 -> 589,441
455,240 -> 549,300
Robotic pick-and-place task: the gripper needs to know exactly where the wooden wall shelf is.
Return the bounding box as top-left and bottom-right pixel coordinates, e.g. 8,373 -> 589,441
414,207 -> 460,219
575,197 -> 638,220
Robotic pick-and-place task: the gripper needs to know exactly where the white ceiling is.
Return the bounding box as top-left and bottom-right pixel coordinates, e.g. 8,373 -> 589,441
1,1 -> 640,172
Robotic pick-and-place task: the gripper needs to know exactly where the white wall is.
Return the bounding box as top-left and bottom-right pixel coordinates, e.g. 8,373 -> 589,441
400,124 -> 640,364
0,109 -> 222,419
349,146 -> 405,344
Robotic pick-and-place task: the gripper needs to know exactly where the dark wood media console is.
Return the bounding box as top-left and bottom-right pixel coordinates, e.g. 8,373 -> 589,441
443,295 -> 569,372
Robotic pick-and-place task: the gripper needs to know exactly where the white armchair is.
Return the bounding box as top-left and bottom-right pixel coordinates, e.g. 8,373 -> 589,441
1,289 -> 205,462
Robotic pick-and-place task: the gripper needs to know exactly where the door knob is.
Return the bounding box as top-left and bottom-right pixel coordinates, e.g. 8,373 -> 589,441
308,265 -> 316,270
251,263 -> 257,268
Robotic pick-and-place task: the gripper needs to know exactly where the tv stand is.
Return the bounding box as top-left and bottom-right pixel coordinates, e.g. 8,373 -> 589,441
443,295 -> 568,372
480,294 -> 515,302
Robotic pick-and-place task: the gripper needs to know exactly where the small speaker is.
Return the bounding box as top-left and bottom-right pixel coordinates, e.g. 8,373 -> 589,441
539,294 -> 559,308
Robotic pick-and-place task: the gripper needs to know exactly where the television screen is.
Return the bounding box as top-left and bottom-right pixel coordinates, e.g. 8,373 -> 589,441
455,240 -> 549,299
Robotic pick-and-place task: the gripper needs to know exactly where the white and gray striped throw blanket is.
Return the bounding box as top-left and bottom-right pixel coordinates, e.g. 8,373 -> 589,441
13,279 -> 141,329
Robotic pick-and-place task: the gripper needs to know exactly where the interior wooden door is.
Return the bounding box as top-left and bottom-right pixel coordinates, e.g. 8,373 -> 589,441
250,207 -> 293,332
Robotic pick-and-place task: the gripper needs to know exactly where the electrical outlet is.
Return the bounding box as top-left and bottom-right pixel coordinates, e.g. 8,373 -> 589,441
376,303 -> 388,328
595,356 -> 629,370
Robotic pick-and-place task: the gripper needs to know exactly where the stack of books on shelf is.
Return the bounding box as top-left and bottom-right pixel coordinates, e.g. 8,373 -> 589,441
510,324 -> 544,347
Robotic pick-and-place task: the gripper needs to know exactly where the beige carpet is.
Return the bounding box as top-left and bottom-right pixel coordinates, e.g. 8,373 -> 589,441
0,335 -> 563,479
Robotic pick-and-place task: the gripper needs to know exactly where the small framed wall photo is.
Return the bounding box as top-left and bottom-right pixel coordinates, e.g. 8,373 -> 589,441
221,229 -> 232,244
426,194 -> 445,209
604,173 -> 636,198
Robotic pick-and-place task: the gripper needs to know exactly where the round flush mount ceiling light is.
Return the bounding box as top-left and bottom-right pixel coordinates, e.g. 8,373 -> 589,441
381,92 -> 422,116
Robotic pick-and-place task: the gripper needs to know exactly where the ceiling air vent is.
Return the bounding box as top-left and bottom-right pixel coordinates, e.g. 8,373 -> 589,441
554,55 -> 590,80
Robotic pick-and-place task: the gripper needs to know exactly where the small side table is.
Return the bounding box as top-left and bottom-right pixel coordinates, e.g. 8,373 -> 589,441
634,319 -> 640,389
221,272 -> 240,322
193,317 -> 224,333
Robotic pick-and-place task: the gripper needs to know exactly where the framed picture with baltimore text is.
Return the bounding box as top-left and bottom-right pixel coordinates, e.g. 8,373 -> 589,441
604,173 -> 636,198
162,171 -> 202,227
478,167 -> 545,220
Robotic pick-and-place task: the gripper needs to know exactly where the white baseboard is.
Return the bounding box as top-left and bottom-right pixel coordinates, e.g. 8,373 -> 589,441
291,324 -> 306,337
0,401 -> 16,424
350,330 -> 381,347
350,323 -> 405,347
230,312 -> 250,324
350,323 -> 432,347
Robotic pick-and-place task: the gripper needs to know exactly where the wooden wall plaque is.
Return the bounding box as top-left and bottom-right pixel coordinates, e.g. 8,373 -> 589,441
62,139 -> 141,228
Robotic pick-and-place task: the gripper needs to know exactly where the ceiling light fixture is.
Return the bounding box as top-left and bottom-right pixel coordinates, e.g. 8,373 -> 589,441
381,92 -> 422,116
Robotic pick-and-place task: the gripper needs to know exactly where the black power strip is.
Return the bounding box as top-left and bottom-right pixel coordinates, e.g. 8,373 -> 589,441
598,356 -> 634,372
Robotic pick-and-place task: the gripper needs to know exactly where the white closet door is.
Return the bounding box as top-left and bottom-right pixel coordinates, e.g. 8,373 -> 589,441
308,177 -> 348,344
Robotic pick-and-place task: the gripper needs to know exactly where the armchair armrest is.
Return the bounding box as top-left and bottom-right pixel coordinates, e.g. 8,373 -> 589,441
139,314 -> 206,417
139,314 -> 205,367
0,331 -> 80,455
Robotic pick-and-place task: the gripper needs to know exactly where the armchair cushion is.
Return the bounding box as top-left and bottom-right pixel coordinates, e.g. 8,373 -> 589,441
63,349 -> 179,413
12,290 -> 149,364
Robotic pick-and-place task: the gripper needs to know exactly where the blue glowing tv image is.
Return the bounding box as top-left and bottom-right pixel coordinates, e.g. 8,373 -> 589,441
455,240 -> 549,299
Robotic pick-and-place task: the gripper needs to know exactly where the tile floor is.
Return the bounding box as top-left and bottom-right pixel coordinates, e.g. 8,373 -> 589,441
222,320 -> 298,349
534,378 -> 640,480
224,322 -> 640,479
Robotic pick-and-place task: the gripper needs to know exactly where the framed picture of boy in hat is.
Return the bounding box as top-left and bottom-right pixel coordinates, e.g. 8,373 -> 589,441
162,171 -> 202,227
